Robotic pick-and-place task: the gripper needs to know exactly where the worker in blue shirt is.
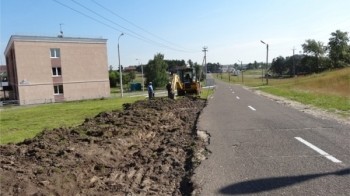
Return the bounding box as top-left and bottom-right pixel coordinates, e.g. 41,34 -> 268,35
148,82 -> 154,99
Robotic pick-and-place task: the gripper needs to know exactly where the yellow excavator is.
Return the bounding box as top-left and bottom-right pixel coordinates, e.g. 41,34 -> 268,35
170,67 -> 201,97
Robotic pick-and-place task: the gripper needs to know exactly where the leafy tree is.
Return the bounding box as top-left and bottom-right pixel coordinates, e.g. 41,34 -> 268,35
302,39 -> 326,57
253,61 -> 259,69
246,63 -> 253,70
193,62 -> 203,81
302,39 -> 326,70
302,39 -> 326,73
187,59 -> 194,68
165,59 -> 186,73
284,54 -> 306,76
206,62 -> 221,73
122,71 -> 136,85
270,56 -> 287,76
109,71 -> 117,87
145,53 -> 169,88
128,71 -> 136,82
328,30 -> 350,68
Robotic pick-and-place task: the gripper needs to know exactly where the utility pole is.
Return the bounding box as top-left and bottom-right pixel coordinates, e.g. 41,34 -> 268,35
202,46 -> 208,80
238,60 -> 243,83
118,33 -> 124,97
266,44 -> 269,85
260,40 -> 269,85
292,47 -> 296,77
136,58 -> 144,92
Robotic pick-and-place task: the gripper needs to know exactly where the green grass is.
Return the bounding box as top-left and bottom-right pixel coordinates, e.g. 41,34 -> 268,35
214,67 -> 350,117
262,87 -> 350,116
0,80 -> 214,145
0,96 -> 144,144
200,87 -> 215,99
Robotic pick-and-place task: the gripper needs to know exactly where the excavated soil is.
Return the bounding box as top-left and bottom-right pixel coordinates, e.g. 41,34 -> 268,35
0,97 -> 207,196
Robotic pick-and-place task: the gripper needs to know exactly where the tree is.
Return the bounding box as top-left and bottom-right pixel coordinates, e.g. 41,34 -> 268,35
206,62 -> 221,73
144,53 -> 169,88
270,56 -> 287,76
253,61 -> 259,69
328,30 -> 350,68
302,39 -> 326,57
302,39 -> 326,59
128,71 -> 136,82
246,63 -> 253,70
187,59 -> 194,68
302,39 -> 326,72
193,62 -> 203,81
109,71 -> 117,87
165,59 -> 186,73
122,71 -> 136,85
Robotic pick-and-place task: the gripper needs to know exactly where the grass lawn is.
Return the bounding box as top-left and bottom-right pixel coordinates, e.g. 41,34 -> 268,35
200,87 -> 215,99
0,83 -> 214,144
0,96 -> 145,144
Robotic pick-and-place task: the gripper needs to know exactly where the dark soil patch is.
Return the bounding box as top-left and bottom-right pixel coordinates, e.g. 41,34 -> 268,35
0,97 -> 207,195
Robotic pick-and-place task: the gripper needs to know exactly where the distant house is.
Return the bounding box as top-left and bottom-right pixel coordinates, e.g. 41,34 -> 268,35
124,66 -> 137,72
0,65 -> 9,99
4,35 -> 110,105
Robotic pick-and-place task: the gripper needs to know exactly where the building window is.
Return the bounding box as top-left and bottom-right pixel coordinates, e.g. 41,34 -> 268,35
54,85 -> 64,95
52,67 -> 62,76
50,48 -> 60,58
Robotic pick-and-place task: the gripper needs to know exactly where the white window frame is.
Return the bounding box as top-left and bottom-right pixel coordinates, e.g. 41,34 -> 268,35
52,67 -> 62,76
53,85 -> 64,95
50,48 -> 60,58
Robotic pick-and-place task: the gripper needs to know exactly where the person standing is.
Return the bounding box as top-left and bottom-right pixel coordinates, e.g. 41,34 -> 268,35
148,82 -> 154,99
166,82 -> 174,99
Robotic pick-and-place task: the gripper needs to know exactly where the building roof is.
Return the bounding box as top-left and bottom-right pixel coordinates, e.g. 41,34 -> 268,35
4,35 -> 107,55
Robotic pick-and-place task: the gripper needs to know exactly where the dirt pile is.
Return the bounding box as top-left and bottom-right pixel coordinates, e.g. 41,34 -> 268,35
0,97 -> 207,195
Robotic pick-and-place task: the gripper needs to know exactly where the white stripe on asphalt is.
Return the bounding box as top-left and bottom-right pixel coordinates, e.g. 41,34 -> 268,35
248,106 -> 256,111
295,137 -> 342,163
232,91 -> 235,94
236,96 -> 240,100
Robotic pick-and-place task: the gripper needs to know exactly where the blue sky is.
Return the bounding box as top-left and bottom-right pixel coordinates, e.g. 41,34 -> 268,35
1,0 -> 350,68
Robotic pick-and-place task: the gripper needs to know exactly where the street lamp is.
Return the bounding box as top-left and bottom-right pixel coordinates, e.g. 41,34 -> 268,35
260,40 -> 269,85
238,60 -> 243,83
118,33 -> 124,97
136,58 -> 144,92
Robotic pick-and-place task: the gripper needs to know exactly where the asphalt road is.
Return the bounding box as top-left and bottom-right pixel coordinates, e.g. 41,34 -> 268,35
193,77 -> 350,195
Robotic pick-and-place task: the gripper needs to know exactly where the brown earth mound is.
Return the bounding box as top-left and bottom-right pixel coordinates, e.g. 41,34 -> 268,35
0,97 -> 207,195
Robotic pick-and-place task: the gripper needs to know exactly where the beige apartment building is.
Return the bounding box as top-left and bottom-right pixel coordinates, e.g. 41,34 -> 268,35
4,35 -> 110,105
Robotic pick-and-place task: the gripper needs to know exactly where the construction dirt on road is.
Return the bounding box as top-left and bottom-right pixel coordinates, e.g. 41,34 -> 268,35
0,97 -> 208,195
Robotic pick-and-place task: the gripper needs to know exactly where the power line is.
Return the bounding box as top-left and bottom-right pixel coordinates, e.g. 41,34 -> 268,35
90,0 -> 193,52
69,0 -> 178,51
52,0 -> 123,32
52,0 -> 196,53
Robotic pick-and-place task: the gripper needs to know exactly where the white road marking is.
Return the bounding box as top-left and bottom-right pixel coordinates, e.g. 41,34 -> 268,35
236,96 -> 240,100
248,106 -> 256,111
232,91 -> 235,94
295,137 -> 342,163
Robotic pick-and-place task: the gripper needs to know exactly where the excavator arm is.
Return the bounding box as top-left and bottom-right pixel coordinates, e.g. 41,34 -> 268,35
171,74 -> 182,93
